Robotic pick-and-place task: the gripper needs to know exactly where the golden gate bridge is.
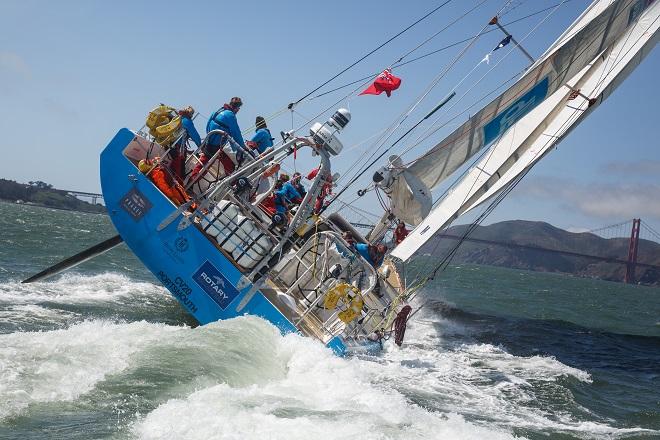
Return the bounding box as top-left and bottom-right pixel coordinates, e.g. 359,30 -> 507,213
348,218 -> 660,285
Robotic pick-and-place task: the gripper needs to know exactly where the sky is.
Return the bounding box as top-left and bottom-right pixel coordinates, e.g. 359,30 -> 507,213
0,0 -> 658,236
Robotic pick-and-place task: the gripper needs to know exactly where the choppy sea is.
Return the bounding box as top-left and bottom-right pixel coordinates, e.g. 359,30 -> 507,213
0,200 -> 658,440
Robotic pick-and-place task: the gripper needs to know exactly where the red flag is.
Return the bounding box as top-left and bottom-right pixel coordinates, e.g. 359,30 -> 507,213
359,70 -> 402,97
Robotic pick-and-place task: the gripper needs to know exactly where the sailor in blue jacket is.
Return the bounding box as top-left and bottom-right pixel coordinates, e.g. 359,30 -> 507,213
355,243 -> 387,268
278,174 -> 303,205
181,114 -> 201,147
249,116 -> 274,154
205,97 -> 246,154
273,187 -> 289,214
192,97 -> 245,178
170,106 -> 201,182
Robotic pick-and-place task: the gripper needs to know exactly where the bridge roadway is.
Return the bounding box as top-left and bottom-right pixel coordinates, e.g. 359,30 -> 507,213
430,234 -> 660,270
65,190 -> 103,204
347,222 -> 660,271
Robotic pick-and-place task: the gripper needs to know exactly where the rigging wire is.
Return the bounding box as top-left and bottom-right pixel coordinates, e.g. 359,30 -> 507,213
288,1 -> 454,109
315,1 -> 500,195
241,1 -> 546,175
309,0 -> 576,101
334,0 -> 570,195
400,0 -> 568,163
206,1 -> 578,146
325,1 -> 518,211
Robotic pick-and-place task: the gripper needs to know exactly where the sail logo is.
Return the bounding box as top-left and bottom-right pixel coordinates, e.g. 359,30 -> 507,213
192,261 -> 240,310
483,76 -> 549,145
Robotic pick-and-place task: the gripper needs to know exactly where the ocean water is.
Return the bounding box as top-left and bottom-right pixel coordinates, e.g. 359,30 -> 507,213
0,200 -> 658,440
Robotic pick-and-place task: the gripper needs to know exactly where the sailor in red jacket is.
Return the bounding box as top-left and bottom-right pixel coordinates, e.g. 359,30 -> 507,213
394,221 -> 409,244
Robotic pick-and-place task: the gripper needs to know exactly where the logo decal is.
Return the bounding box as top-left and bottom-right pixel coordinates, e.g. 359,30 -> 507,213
175,237 -> 189,252
483,76 -> 549,145
120,188 -> 152,221
192,261 -> 240,310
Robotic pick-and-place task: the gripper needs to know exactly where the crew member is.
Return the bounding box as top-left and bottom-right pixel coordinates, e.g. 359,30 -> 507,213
170,106 -> 201,183
290,172 -> 307,199
394,220 -> 409,244
138,157 -> 192,207
354,242 -> 387,297
342,231 -> 355,248
247,116 -> 274,155
191,97 -> 244,179
273,181 -> 290,214
280,173 -> 303,205
355,242 -> 387,269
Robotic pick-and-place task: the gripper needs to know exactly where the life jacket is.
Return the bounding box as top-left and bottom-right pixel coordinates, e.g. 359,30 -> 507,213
146,105 -> 183,148
150,166 -> 189,206
323,283 -> 364,324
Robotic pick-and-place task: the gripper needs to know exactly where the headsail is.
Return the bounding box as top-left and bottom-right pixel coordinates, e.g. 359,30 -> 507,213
406,0 -> 651,192
391,0 -> 659,262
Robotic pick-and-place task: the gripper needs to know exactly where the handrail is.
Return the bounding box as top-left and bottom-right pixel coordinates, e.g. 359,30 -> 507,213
287,231 -> 377,328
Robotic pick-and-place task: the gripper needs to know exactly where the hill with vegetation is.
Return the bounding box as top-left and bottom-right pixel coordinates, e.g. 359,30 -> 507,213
419,220 -> 660,286
0,179 -> 105,214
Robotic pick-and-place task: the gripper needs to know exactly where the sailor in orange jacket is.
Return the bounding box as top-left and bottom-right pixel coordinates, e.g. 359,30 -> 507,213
138,158 -> 191,206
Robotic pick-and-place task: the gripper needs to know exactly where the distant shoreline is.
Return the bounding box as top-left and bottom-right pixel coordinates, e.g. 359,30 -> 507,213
3,199 -> 107,215
0,178 -> 106,214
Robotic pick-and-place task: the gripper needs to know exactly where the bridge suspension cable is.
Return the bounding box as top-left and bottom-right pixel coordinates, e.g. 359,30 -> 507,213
640,220 -> 660,243
587,219 -> 635,238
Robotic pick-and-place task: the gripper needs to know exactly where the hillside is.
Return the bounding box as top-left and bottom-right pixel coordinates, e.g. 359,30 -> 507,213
419,220 -> 660,286
0,179 -> 105,214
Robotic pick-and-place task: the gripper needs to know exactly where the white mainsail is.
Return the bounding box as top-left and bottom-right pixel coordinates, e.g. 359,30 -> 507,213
391,0 -> 659,262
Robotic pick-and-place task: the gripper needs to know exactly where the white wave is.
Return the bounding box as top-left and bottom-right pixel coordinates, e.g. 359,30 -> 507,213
0,320 -> 185,420
352,310 -> 656,438
0,300 -> 655,439
0,304 -> 80,327
0,273 -> 171,305
134,329 -> 518,440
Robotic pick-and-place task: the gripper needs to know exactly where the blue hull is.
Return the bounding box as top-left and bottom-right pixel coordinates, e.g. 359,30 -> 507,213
100,129 -> 347,355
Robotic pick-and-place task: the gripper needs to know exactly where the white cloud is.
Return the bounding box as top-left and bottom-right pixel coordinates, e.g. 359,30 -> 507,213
0,51 -> 31,78
601,160 -> 660,177
566,226 -> 590,233
513,176 -> 660,222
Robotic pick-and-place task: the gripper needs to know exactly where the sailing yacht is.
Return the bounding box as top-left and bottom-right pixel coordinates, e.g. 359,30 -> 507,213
24,0 -> 659,355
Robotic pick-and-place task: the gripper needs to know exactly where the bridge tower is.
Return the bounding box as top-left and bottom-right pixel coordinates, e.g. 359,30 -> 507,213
624,218 -> 641,284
